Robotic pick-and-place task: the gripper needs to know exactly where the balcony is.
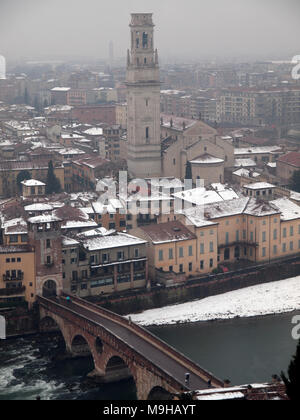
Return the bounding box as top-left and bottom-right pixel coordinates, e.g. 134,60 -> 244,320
218,240 -> 258,249
3,273 -> 24,281
0,286 -> 25,296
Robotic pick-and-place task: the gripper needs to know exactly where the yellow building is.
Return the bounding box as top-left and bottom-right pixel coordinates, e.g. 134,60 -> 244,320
21,179 -> 46,198
0,245 -> 36,307
133,221 -> 204,283
184,196 -> 300,265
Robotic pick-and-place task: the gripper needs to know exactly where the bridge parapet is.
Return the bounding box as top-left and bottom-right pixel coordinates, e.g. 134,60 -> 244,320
60,293 -> 224,388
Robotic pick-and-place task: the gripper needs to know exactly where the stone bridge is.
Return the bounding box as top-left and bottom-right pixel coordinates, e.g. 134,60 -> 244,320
38,295 -> 223,400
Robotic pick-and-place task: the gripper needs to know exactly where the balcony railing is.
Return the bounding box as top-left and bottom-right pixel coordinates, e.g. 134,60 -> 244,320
218,240 -> 259,249
0,286 -> 25,296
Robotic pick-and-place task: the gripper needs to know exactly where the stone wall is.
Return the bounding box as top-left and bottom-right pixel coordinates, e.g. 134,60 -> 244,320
94,259 -> 300,315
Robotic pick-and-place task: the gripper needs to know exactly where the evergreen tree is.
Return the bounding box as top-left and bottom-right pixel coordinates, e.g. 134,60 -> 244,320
289,170 -> 300,193
185,160 -> 192,180
45,161 -> 62,194
281,339 -> 300,400
16,170 -> 31,192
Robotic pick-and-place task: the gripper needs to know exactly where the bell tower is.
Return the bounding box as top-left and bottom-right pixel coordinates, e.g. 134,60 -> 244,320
126,13 -> 162,178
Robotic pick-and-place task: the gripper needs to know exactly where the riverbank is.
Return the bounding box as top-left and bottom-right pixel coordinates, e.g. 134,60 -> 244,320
127,276 -> 300,326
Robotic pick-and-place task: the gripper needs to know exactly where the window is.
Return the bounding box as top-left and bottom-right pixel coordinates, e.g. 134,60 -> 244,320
169,248 -> 173,259
200,243 -> 204,254
209,259 -> 213,268
142,32 -> 148,48
282,243 -> 286,253
134,248 -> 139,258
72,271 -> 78,281
273,229 -> 277,240
189,263 -> 193,272
262,247 -> 266,257
46,239 -> 51,248
262,232 -> 266,242
6,258 -> 10,263
82,270 -> 87,278
236,230 -> 239,241
290,241 -> 294,251
117,251 -> 124,261
283,227 -> 287,238
146,127 -> 149,139
46,256 -> 51,264
158,250 -> 163,261
17,258 -> 21,262
290,226 -> 294,237
21,234 -> 28,243
9,235 -> 18,243
225,232 -> 229,244
179,247 -> 184,258
200,260 -> 204,269
273,245 -> 277,255
102,254 -> 109,263
250,232 -> 254,242
188,246 -> 193,256
209,242 -> 214,253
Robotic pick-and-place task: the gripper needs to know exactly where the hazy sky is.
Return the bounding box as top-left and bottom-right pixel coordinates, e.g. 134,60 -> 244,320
0,0 -> 300,61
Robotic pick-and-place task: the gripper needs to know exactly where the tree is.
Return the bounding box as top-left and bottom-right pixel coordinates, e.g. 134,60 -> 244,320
16,170 -> 31,192
45,161 -> 62,194
185,160 -> 192,181
289,170 -> 300,193
281,339 -> 300,400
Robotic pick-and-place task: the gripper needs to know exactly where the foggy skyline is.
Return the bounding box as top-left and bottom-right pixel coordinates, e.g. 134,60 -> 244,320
0,0 -> 300,62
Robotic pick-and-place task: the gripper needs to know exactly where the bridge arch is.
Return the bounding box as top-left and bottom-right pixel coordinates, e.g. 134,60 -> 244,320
105,355 -> 136,391
42,279 -> 57,298
71,334 -> 93,358
147,386 -> 174,400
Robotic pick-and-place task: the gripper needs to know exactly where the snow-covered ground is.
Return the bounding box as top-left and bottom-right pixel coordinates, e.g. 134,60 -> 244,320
128,276 -> 300,326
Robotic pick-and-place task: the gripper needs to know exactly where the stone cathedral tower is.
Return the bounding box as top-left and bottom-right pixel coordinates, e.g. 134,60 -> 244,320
126,13 -> 162,178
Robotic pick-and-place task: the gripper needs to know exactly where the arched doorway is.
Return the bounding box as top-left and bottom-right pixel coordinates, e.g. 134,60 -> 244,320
148,386 -> 173,400
42,280 -> 57,297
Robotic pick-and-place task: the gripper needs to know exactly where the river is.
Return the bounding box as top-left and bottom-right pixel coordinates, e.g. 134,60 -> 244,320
0,312 -> 298,400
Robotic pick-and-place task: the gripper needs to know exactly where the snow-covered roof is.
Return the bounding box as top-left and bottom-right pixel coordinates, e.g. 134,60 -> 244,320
61,220 -> 98,230
24,203 -> 54,212
62,236 -> 80,247
190,154 -> 224,165
139,221 -> 197,244
51,87 -> 71,92
21,179 -> 45,187
233,168 -> 260,178
234,146 -> 281,155
243,182 -> 275,190
234,158 -> 257,167
173,186 -> 239,206
28,214 -> 62,224
82,232 -> 147,251
244,199 -> 280,217
271,198 -> 300,221
2,217 -> 27,234
83,127 -> 103,136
